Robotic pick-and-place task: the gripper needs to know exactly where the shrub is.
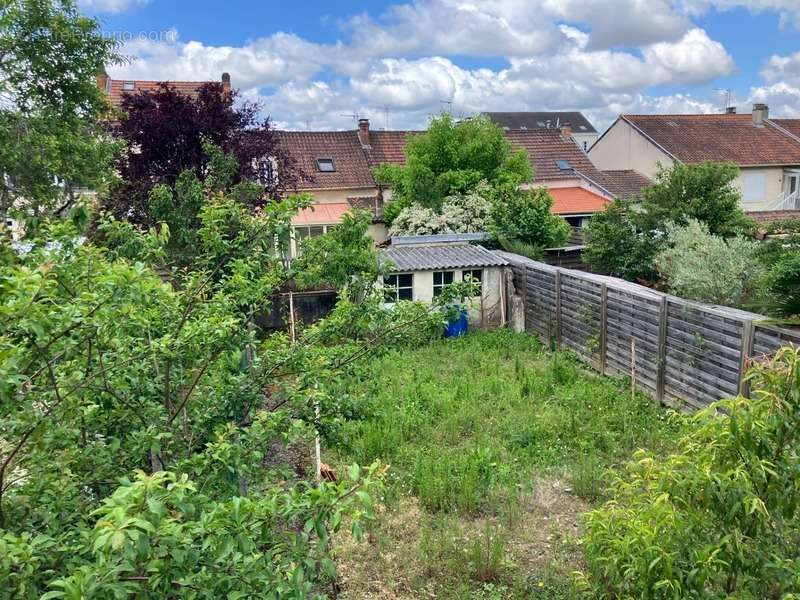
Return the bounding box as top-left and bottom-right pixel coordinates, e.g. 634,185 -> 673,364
583,201 -> 660,282
579,347 -> 800,598
765,252 -> 800,317
655,218 -> 762,307
490,186 -> 571,249
389,186 -> 493,236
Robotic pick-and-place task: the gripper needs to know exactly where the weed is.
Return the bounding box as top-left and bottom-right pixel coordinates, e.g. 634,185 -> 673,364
468,523 -> 508,583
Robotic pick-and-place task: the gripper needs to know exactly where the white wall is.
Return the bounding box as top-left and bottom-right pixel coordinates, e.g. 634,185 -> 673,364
588,119 -> 675,179
573,132 -> 599,153
736,167 -> 786,210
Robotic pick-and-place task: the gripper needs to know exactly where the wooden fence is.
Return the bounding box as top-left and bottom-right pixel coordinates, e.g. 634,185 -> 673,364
497,251 -> 800,411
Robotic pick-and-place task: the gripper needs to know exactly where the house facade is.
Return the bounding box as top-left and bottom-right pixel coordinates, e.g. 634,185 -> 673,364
589,104 -> 800,213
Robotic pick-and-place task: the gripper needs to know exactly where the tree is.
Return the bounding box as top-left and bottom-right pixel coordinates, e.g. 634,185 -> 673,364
639,161 -> 754,237
583,200 -> 661,282
0,149 -> 474,596
654,219 -> 762,307
374,113 -> 532,222
100,81 -> 299,227
490,186 -> 571,250
0,0 -> 120,218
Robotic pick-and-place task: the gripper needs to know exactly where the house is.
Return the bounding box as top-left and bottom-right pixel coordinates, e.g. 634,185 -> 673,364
588,104 -> 800,213
483,111 -> 600,152
97,69 -> 232,108
380,234 -> 509,328
276,118 -> 623,246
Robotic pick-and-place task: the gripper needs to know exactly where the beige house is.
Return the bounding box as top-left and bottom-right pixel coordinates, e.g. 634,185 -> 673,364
589,104 -> 800,214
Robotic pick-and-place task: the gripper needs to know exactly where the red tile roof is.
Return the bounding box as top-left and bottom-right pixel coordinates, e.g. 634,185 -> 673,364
105,79 -> 212,107
623,114 -> 800,166
274,131 -> 376,190
746,210 -> 800,225
504,130 -> 607,183
368,131 -> 416,166
549,187 -> 610,215
600,169 -> 652,198
774,119 -> 800,140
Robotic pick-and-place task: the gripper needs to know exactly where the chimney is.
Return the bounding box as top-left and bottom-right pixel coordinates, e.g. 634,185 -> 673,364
560,121 -> 572,138
752,103 -> 769,127
221,72 -> 231,94
357,118 -> 371,148
725,106 -> 736,114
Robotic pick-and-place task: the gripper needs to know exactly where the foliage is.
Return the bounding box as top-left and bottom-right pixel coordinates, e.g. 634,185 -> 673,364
374,113 -> 532,220
293,210 -> 386,294
639,161 -> 754,237
101,79 -> 299,227
580,347 -> 800,598
655,218 -> 762,307
496,236 -> 544,260
0,162 -> 475,596
490,186 -> 571,250
0,0 -> 120,218
389,185 -> 493,236
764,251 -> 800,318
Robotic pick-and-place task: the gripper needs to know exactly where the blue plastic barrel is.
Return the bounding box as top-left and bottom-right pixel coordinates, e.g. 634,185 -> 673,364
444,307 -> 468,338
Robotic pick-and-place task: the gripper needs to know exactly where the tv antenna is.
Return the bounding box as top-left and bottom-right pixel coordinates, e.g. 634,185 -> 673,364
340,112 -> 359,125
713,88 -> 732,112
382,106 -> 390,130
440,99 -> 453,114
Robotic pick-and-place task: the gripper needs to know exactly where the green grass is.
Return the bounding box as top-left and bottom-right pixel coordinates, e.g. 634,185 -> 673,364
333,330 -> 686,598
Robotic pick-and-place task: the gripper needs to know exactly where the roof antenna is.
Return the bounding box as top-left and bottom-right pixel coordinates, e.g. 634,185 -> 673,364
382,106 -> 389,130
340,112 -> 359,126
713,88 -> 732,113
440,99 -> 453,115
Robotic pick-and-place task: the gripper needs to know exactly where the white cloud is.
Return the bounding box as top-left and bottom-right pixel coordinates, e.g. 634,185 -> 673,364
682,0 -> 800,24
109,0 -> 800,131
79,0 -> 148,13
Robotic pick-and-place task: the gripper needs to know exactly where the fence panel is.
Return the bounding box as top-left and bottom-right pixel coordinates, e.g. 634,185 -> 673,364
495,250 -> 800,412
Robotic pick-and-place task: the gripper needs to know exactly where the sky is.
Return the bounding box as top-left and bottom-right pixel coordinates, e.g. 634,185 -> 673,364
81,0 -> 800,132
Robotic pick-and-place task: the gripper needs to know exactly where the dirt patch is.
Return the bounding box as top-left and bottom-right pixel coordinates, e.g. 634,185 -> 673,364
335,479 -> 588,599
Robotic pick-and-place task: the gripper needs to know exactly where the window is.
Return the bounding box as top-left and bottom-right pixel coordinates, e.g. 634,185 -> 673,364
316,157 -> 336,172
384,273 -> 413,302
462,269 -> 483,296
555,159 -> 572,171
253,156 -> 278,186
433,270 -> 454,297
292,225 -> 334,258
742,172 -> 766,203
122,80 -> 135,91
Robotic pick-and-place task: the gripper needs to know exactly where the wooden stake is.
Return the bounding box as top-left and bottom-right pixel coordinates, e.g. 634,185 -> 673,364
630,337 -> 636,399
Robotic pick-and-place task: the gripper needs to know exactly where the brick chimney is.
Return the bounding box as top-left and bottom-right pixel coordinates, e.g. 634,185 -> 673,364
560,121 -> 572,138
357,118 -> 371,148
221,72 -> 231,94
725,106 -> 737,114
752,103 -> 769,127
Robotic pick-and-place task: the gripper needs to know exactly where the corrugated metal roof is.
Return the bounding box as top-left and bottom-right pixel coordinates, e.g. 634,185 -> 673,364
382,244 -> 509,272
391,233 -> 490,245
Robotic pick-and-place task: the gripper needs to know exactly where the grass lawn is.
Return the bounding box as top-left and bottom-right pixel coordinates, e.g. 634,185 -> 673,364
331,330 -> 686,599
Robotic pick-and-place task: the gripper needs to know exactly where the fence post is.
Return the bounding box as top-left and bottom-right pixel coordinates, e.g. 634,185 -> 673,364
739,320 -> 755,397
656,296 -> 668,403
599,283 -> 608,375
521,266 -> 529,332
554,270 -> 562,346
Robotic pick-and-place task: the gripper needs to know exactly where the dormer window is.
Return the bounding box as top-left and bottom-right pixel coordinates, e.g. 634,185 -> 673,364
122,81 -> 135,91
316,157 -> 335,172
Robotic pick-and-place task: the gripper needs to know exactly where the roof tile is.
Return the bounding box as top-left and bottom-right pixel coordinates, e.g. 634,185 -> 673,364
600,169 -> 652,198
549,187 -> 609,215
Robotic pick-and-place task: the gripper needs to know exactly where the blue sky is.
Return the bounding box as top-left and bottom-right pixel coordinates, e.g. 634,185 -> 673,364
81,0 -> 800,131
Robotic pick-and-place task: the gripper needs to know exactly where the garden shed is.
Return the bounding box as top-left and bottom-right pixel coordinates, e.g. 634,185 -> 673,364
380,234 -> 510,328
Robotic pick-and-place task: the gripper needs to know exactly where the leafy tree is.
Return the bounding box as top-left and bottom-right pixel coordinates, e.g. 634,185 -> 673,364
764,252 -> 800,318
583,200 -> 660,281
654,219 -> 762,307
580,347 -> 800,598
0,0 -> 120,218
490,186 -> 570,250
101,81 -> 300,227
639,161 -> 754,237
374,113 -> 532,222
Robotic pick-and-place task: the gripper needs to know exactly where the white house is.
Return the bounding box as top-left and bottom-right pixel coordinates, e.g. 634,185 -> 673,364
588,104 -> 800,215
380,235 -> 509,329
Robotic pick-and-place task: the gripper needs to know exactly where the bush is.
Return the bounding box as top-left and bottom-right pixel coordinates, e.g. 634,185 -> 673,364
490,186 -> 570,249
765,252 -> 800,317
389,187 -> 492,236
579,347 -> 800,598
583,201 -> 660,282
655,218 -> 762,307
